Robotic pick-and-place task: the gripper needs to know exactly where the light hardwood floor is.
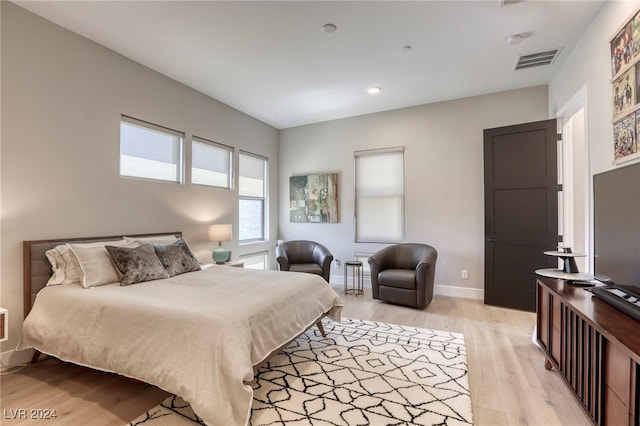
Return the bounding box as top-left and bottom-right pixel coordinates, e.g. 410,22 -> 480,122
1,287 -> 591,425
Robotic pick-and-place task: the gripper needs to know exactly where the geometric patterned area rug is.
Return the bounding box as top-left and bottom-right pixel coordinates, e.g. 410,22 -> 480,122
129,318 -> 473,426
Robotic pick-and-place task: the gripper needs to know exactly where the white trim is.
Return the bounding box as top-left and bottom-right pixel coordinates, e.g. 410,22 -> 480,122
328,274 -> 484,301
556,85 -> 586,118
329,274 -> 371,288
1,347 -> 34,367
556,85 -> 591,273
434,284 -> 484,300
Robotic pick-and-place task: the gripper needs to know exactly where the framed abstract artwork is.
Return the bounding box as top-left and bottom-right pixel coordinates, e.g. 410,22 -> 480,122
289,173 -> 338,223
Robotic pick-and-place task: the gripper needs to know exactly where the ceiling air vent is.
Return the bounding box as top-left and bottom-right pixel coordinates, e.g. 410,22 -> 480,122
514,48 -> 562,70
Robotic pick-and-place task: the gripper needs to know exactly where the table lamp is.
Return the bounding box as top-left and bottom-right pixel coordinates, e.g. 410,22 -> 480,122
208,224 -> 232,264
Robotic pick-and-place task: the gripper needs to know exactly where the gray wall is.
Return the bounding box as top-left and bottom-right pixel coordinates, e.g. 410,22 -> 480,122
279,86 -> 549,295
0,2 -> 279,352
7,0 -> 614,357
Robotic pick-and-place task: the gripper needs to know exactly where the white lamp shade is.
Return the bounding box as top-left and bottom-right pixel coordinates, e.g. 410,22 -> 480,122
208,224 -> 232,242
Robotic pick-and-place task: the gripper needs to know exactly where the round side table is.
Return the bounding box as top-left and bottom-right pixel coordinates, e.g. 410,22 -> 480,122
344,260 -> 364,296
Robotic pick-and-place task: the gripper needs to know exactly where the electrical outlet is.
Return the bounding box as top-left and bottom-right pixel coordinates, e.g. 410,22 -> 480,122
461,270 -> 469,279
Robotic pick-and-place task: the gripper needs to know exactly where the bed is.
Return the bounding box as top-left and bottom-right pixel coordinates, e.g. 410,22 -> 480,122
18,232 -> 343,426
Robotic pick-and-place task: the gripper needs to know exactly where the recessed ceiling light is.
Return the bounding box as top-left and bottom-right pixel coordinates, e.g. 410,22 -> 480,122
367,87 -> 382,94
321,23 -> 337,34
505,33 -> 524,45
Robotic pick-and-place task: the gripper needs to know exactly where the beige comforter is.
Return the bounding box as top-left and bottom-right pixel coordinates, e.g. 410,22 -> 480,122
18,265 -> 343,425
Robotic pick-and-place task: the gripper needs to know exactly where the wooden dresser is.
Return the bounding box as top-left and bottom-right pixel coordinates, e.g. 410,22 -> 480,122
537,277 -> 640,425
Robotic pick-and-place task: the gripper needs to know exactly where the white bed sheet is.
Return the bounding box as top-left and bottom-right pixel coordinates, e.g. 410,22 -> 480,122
18,265 -> 343,425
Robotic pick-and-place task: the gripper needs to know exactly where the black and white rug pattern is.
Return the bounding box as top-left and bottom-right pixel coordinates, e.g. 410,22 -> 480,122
130,318 -> 473,426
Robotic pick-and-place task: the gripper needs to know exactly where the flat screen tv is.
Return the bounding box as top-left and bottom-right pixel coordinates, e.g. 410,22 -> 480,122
593,161 -> 640,295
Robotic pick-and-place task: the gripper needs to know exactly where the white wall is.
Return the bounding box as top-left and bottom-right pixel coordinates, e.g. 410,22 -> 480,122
279,86 -> 549,296
549,1 -> 640,176
549,1 -> 640,275
0,2 -> 279,353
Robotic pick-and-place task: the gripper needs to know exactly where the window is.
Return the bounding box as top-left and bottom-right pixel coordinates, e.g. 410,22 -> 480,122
354,147 -> 404,242
353,253 -> 373,275
239,151 -> 267,242
240,251 -> 268,270
191,137 -> 233,189
120,116 -> 183,183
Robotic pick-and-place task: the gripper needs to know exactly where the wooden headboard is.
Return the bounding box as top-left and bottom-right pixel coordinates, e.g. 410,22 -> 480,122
23,232 -> 182,318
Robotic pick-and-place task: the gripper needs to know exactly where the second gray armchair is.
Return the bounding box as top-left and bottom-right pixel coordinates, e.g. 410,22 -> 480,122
368,243 -> 437,309
276,240 -> 333,282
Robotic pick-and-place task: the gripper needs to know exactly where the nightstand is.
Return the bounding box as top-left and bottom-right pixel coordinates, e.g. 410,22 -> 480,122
0,308 -> 7,342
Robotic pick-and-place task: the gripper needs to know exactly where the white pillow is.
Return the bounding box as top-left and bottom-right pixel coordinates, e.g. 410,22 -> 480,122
45,244 -> 82,286
69,239 -> 137,288
125,235 -> 179,245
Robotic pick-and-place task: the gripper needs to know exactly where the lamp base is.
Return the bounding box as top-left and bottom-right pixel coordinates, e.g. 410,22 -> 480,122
212,247 -> 229,264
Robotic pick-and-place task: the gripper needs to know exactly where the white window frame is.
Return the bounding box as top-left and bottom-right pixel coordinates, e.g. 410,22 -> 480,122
353,252 -> 373,276
239,251 -> 269,270
354,147 -> 405,243
191,136 -> 234,189
239,151 -> 268,243
119,115 -> 184,183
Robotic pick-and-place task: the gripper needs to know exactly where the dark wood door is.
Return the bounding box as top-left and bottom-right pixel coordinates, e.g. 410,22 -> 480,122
484,119 -> 559,311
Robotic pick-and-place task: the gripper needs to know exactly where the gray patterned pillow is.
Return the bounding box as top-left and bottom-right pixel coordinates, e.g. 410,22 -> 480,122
154,239 -> 201,277
106,243 -> 170,286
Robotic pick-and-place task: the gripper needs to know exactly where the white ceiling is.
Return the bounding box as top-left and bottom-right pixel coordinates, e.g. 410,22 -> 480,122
15,1 -> 604,129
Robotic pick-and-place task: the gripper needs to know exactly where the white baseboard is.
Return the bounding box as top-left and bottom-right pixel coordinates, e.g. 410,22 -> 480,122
329,275 -> 371,288
330,274 -> 484,301
1,347 -> 35,368
434,284 -> 484,300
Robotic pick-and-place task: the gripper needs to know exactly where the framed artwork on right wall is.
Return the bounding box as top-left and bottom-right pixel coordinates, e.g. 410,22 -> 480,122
611,6 -> 640,165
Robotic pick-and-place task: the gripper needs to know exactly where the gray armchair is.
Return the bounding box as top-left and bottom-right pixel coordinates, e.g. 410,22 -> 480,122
368,243 -> 437,309
276,240 -> 333,282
